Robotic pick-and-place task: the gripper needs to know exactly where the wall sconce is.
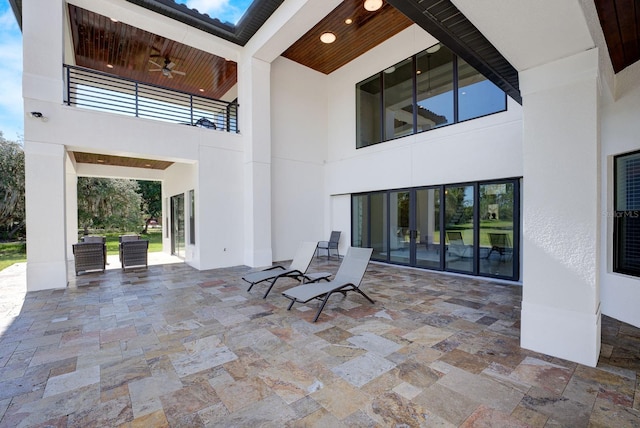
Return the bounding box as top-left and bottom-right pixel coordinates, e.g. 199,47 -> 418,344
364,0 -> 383,12
29,111 -> 49,122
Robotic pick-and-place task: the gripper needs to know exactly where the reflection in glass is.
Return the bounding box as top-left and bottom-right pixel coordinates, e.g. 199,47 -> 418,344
416,188 -> 441,269
352,195 -> 369,248
356,75 -> 382,148
370,193 -> 387,261
416,47 -> 453,132
479,183 -> 514,277
390,191 -> 410,264
383,59 -> 414,140
458,58 -> 506,122
445,185 -> 474,272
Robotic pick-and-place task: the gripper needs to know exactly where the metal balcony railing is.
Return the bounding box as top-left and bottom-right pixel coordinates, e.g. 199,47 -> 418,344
63,65 -> 239,133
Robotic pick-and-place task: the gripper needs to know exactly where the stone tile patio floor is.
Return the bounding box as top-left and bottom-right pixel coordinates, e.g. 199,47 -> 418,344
0,256 -> 638,427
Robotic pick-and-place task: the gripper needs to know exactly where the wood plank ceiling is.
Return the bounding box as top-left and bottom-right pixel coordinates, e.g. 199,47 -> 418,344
594,0 -> 640,73
68,4 -> 237,100
282,0 -> 413,75
72,152 -> 174,170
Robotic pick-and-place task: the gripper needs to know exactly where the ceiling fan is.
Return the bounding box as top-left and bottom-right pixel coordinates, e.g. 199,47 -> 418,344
148,57 -> 186,78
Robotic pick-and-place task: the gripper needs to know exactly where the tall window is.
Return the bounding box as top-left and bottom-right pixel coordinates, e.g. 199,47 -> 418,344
356,43 -> 507,148
614,151 -> 640,276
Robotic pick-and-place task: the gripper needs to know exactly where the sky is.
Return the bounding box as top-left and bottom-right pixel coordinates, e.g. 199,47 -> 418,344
175,0 -> 254,24
0,0 -> 23,142
0,0 -> 254,143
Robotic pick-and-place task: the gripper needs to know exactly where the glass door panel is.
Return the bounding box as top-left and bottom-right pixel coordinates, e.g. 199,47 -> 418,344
444,185 -> 474,272
171,193 -> 185,258
389,191 -> 411,264
370,193 -> 387,261
352,195 -> 369,248
479,182 -> 515,278
416,188 -> 441,269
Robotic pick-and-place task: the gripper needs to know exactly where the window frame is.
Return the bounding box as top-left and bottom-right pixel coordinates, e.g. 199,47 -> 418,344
613,150 -> 640,277
355,43 -> 507,149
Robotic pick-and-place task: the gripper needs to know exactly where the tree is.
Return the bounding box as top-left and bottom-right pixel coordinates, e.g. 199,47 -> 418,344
137,180 -> 161,234
0,132 -> 25,240
77,178 -> 143,233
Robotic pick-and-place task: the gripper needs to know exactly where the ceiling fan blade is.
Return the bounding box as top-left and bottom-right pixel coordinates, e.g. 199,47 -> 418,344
166,61 -> 176,70
168,73 -> 173,79
148,59 -> 163,68
148,68 -> 162,72
171,70 -> 186,76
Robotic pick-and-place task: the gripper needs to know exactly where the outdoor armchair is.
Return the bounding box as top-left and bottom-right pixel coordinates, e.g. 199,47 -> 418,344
317,231 -> 341,259
120,239 -> 149,271
282,247 -> 374,322
242,241 -> 330,299
72,241 -> 107,275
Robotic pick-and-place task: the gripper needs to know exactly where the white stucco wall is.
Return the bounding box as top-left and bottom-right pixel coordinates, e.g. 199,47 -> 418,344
600,82 -> 640,328
270,57 -> 327,261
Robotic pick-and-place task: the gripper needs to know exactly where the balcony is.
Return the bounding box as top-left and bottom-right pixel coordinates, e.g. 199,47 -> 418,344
64,65 -> 239,133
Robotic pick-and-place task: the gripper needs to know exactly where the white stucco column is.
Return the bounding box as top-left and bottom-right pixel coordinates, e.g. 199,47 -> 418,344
520,49 -> 601,366
240,56 -> 273,267
25,142 -> 68,291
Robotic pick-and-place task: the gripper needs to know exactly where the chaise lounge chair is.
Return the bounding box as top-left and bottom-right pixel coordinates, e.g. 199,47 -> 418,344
282,247 -> 374,322
242,241 -> 331,299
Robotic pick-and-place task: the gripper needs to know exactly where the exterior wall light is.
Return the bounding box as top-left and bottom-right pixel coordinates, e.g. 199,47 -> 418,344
29,111 -> 49,122
320,32 -> 336,44
364,0 -> 383,11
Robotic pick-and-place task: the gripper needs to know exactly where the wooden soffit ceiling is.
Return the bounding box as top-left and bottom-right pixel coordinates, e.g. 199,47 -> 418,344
73,152 -> 174,170
68,4 -> 237,99
282,0 -> 413,75
594,0 -> 640,73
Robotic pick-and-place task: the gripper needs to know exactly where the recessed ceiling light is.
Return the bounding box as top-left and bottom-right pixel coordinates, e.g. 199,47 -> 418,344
363,0 -> 383,12
97,159 -> 105,163
320,32 -> 336,44
145,164 -> 152,167
199,88 -> 204,92
345,18 -> 353,25
106,64 -> 114,68
110,18 -> 118,23
416,70 -> 422,75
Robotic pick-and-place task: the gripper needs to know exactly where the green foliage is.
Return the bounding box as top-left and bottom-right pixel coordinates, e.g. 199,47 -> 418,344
137,180 -> 162,233
0,132 -> 25,239
77,178 -> 143,232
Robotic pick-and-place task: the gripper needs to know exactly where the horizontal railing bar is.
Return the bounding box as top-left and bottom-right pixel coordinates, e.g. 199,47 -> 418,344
64,64 -> 239,133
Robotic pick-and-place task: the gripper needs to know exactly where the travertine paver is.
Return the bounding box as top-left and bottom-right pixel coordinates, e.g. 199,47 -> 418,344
0,256 -> 639,427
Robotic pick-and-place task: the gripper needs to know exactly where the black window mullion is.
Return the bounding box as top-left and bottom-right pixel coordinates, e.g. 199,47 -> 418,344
412,55 -> 418,135
473,182 -> 480,275
379,71 -> 385,143
453,55 -> 459,124
439,185 -> 446,270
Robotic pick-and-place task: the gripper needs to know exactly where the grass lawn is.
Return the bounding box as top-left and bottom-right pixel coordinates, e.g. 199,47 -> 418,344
0,242 -> 27,271
99,229 -> 163,255
0,229 -> 163,272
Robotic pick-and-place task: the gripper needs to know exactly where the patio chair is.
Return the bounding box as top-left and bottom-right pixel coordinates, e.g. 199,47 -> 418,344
242,241 -> 331,299
486,232 -> 513,261
282,247 -> 374,322
81,235 -> 107,266
119,234 -> 140,262
120,239 -> 149,271
446,231 -> 471,258
72,242 -> 107,275
317,231 -> 341,259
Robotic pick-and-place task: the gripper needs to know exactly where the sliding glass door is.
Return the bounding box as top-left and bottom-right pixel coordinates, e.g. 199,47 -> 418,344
352,179 -> 519,280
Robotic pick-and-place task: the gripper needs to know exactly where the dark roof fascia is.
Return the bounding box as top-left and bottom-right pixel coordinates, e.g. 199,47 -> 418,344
387,0 -> 521,104
8,0 -> 22,30
124,0 -> 284,46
